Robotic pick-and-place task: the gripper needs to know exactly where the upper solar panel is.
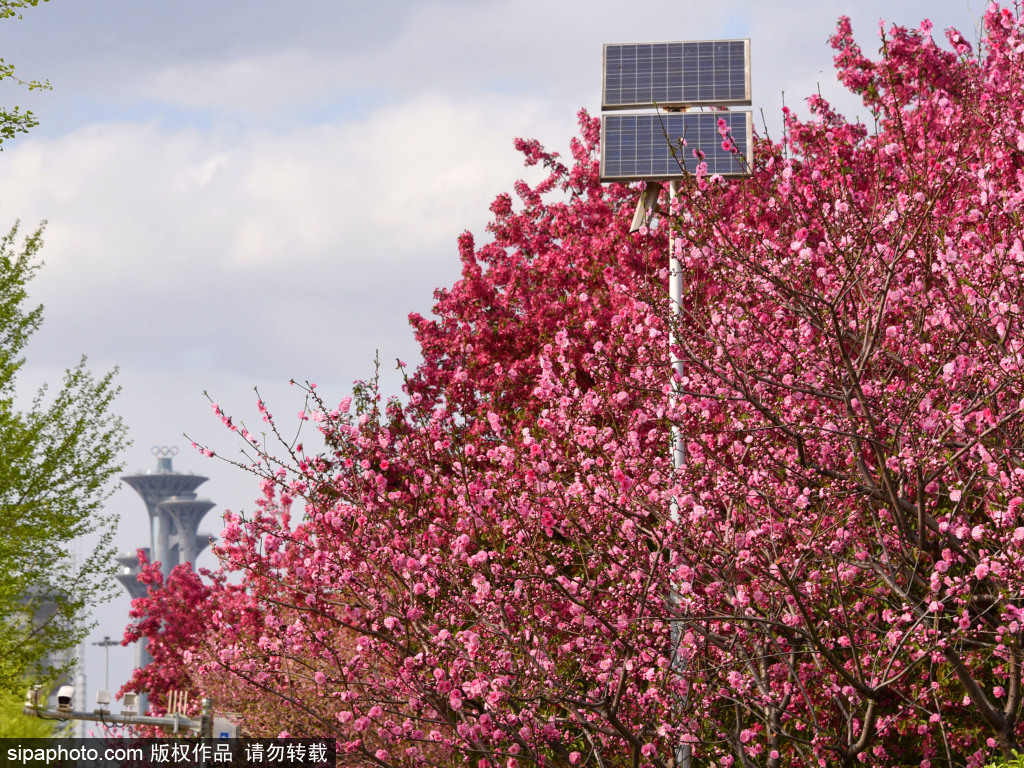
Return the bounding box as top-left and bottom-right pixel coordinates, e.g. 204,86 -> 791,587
603,40 -> 751,110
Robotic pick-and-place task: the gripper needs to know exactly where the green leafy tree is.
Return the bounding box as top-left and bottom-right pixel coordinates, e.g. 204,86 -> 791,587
0,0 -> 126,696
0,223 -> 128,694
0,690 -> 54,737
0,0 -> 51,148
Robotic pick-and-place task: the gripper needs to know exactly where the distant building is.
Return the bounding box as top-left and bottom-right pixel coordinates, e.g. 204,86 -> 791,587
115,446 -> 216,714
23,584 -> 78,726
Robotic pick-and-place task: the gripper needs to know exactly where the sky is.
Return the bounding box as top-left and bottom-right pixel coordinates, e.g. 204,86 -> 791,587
0,0 -> 984,721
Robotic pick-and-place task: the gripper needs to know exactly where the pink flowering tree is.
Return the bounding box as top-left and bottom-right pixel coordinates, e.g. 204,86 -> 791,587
656,8 -> 1024,766
406,120 -> 665,425
126,5 -> 1024,767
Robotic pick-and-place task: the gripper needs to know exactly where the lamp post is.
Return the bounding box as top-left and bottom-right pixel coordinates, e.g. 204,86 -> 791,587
599,38 -> 753,768
91,635 -> 118,692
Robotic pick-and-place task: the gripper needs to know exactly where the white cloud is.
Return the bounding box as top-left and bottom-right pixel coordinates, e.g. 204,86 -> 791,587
139,50 -> 365,115
0,90 -> 563,391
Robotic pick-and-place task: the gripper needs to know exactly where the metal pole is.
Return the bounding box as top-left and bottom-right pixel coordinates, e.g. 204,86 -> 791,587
667,179 -> 691,768
22,706 -> 202,732
91,636 -> 118,692
668,179 -> 685,475
200,697 -> 213,738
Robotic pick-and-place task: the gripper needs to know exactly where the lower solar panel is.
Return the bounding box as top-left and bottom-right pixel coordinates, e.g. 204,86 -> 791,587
600,111 -> 752,182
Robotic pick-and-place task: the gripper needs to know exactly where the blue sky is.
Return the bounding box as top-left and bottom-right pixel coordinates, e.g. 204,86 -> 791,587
0,0 -> 983,719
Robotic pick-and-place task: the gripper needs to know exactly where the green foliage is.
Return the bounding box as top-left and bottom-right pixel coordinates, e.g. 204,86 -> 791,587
985,752 -> 1024,768
0,0 -> 50,20
0,0 -> 51,148
0,1 -> 124,695
0,689 -> 53,738
0,222 -> 128,694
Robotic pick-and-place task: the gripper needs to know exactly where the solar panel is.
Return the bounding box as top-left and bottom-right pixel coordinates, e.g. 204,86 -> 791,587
600,111 -> 752,182
603,40 -> 750,110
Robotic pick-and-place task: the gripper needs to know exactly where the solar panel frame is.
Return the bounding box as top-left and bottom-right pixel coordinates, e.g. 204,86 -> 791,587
603,39 -> 751,110
600,111 -> 753,182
